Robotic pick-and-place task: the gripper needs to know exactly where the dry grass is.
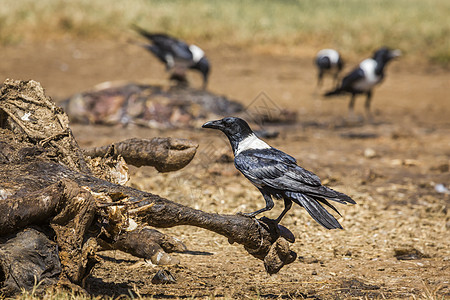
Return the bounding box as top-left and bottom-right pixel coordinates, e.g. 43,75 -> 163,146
0,0 -> 449,65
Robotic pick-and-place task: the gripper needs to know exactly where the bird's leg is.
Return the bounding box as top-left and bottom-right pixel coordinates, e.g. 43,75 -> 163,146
348,94 -> 357,119
274,198 -> 293,224
165,55 -> 175,70
241,192 -> 274,218
333,71 -> 340,89
169,66 -> 189,87
317,71 -> 324,88
365,91 -> 373,123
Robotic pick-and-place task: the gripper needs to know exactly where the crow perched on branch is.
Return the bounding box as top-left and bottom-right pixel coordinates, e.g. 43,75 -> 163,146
133,25 -> 210,89
202,117 -> 355,229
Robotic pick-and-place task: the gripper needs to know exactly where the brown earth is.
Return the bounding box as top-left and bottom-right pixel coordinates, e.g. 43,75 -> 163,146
1,40 -> 449,299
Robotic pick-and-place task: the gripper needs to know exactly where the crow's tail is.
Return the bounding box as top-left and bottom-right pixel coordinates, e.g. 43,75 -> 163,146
287,192 -> 344,230
131,24 -> 156,41
132,24 -> 148,34
324,88 -> 343,97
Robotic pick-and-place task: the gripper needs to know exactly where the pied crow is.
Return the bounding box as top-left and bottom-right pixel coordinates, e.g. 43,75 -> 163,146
202,117 -> 355,229
324,47 -> 401,119
133,25 -> 210,89
315,49 -> 344,88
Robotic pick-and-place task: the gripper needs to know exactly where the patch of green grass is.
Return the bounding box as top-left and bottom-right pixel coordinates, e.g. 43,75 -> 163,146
0,0 -> 449,65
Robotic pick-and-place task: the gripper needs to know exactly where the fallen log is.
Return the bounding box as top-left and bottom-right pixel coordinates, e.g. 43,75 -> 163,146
0,79 -> 296,296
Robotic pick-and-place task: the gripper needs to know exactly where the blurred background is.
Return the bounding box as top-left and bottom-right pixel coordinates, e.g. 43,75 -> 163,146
1,0 -> 449,97
1,0 -> 449,64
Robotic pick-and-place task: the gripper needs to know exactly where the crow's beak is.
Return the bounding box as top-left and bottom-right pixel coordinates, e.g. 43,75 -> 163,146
202,119 -> 223,130
390,49 -> 402,58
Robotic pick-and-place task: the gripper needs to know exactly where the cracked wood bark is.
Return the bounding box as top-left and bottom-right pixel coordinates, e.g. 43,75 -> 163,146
0,178 -> 98,295
0,79 -> 296,295
0,229 -> 62,296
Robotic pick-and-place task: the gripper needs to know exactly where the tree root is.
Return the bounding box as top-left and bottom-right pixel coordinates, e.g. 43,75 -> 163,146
83,137 -> 198,172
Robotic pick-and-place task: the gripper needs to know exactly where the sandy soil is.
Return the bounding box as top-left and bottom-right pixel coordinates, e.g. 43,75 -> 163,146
1,40 -> 449,299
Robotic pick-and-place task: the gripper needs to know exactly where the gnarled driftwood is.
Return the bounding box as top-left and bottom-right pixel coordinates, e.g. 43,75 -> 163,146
0,79 -> 296,296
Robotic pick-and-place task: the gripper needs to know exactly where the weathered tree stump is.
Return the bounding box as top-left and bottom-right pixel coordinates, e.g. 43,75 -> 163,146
0,79 -> 296,296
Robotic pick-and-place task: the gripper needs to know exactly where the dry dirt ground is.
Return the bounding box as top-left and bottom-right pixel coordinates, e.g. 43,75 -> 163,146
1,40 -> 449,299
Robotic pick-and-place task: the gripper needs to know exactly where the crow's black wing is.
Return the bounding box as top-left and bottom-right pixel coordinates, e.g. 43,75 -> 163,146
151,37 -> 192,61
163,39 -> 193,61
133,26 -> 193,61
234,149 -> 317,187
235,149 -> 355,204
340,67 -> 365,91
133,26 -> 175,45
324,66 -> 365,96
234,149 -> 315,187
252,148 -> 297,164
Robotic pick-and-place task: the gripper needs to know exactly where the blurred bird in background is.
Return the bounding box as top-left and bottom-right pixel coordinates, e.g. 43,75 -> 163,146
315,49 -> 344,89
324,47 -> 401,121
133,25 -> 210,89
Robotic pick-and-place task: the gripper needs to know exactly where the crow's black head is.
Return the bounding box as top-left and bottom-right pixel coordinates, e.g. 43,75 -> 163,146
316,56 -> 331,70
202,117 -> 252,137
202,117 -> 254,151
192,56 -> 210,89
372,47 -> 401,64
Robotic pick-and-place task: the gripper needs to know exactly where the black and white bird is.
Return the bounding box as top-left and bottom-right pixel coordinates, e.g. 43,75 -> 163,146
202,117 -> 355,229
133,25 -> 210,89
324,47 -> 401,119
315,49 -> 344,88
